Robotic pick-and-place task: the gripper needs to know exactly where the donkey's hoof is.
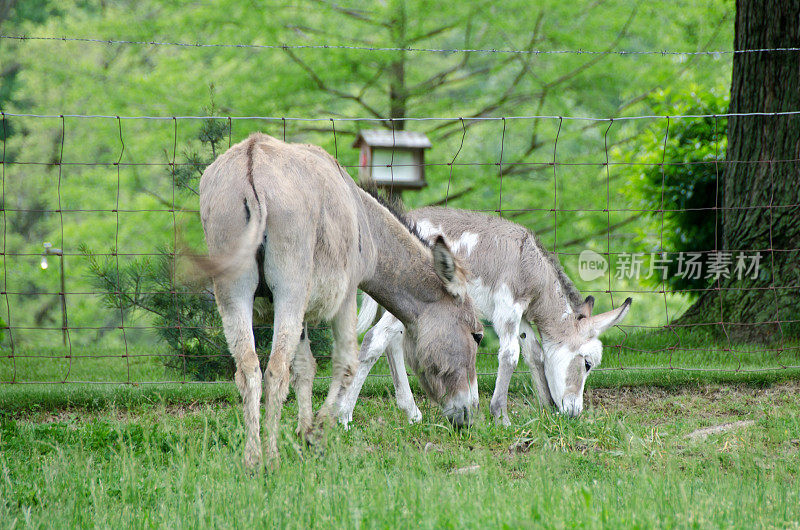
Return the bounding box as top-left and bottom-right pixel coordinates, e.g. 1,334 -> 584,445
300,434 -> 325,458
407,408 -> 423,424
490,398 -> 511,426
490,411 -> 511,427
265,449 -> 281,471
306,427 -> 324,447
244,451 -> 264,473
337,412 -> 353,430
295,424 -> 313,440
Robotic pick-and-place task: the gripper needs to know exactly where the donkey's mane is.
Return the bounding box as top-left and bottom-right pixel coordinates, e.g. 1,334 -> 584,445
527,229 -> 584,312
360,184 -> 431,249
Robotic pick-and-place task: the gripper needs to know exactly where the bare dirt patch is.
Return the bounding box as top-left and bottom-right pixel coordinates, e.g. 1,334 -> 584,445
451,464 -> 480,475
7,381 -> 800,426
587,380 -> 800,417
685,420 -> 756,440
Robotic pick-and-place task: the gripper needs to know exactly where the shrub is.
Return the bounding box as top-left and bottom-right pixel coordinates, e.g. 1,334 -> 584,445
84,247 -> 333,380
613,85 -> 728,293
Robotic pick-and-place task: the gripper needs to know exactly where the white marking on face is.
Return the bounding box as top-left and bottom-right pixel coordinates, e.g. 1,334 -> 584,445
451,231 -> 479,257
469,373 -> 479,410
442,389 -> 474,426
561,394 -> 582,417
540,335 -> 604,417
578,338 -> 603,369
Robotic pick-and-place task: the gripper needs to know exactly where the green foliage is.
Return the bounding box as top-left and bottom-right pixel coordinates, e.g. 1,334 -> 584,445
0,0 -> 63,138
82,244 -> 334,380
0,0 -> 735,352
83,246 -> 225,379
613,85 -> 729,292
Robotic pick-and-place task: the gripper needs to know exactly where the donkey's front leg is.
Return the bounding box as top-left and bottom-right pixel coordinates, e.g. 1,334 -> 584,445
489,310 -> 524,426
291,324 -> 317,439
336,325 -> 383,429
384,330 -> 422,424
337,312 -> 408,428
518,320 -> 554,409
313,292 -> 359,435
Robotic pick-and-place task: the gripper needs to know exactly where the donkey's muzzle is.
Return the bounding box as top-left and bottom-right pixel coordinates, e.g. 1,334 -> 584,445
443,404 -> 473,428
560,395 -> 583,418
445,406 -> 471,428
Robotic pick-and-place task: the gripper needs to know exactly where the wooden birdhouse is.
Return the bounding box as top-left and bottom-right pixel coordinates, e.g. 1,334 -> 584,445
353,129 -> 431,191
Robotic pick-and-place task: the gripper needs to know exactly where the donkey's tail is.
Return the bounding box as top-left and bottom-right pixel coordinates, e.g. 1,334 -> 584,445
191,198 -> 267,281
356,293 -> 380,335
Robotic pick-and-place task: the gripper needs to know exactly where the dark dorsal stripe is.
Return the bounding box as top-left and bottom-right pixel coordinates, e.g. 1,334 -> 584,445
245,135 -> 260,205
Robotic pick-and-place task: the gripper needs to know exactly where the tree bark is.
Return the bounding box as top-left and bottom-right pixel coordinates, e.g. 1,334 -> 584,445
388,0 -> 408,130
676,0 -> 800,342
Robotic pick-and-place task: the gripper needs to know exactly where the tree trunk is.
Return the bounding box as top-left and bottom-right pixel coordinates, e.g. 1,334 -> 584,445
676,0 -> 800,342
388,0 -> 407,130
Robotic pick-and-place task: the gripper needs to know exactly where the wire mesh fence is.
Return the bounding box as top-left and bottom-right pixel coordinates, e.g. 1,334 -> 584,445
1,37 -> 799,386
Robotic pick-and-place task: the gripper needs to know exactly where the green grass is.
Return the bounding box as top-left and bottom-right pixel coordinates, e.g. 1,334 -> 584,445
2,382 -> 799,528
1,329 -> 800,528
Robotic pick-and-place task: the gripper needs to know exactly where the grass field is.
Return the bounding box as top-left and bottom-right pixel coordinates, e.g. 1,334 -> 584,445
2,329 -> 800,528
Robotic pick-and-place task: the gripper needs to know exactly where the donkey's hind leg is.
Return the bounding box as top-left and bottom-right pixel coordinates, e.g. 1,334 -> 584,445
313,291 -> 359,434
264,297 -> 306,467
213,269 -> 261,470
291,324 -> 317,439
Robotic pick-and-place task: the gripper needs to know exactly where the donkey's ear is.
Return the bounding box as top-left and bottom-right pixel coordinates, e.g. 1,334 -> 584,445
579,296 -> 595,319
587,297 -> 632,334
432,235 -> 466,298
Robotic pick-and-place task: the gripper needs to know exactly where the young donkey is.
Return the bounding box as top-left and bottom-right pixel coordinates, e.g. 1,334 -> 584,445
339,207 -> 631,426
199,134 -> 483,468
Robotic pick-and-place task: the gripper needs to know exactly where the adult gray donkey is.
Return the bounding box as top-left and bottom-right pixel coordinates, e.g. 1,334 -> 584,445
339,207 -> 631,426
198,134 -> 483,469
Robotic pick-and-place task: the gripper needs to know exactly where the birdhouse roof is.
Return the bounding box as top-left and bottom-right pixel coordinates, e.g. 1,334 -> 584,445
352,129 -> 432,149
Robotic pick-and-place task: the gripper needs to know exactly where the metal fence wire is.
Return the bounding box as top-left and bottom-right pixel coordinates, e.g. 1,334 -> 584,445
1,37 -> 799,385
